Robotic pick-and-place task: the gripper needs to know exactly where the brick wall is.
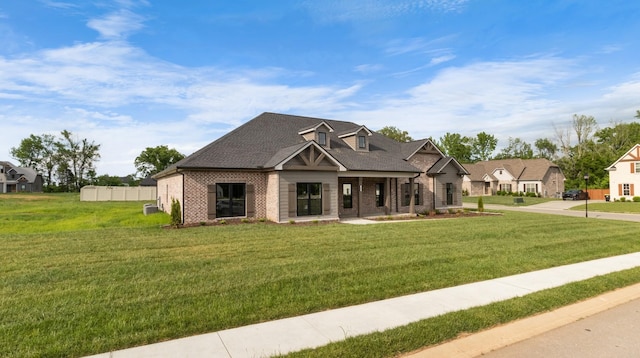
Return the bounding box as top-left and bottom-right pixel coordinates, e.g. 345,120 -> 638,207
157,173 -> 184,215
182,171 -> 268,224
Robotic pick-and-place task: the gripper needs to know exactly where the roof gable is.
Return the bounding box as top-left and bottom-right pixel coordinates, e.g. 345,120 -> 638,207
427,157 -> 470,176
401,139 -> 444,160
266,141 -> 346,171
606,144 -> 640,171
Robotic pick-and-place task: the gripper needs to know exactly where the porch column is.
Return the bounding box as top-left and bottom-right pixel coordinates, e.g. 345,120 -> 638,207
409,177 -> 415,215
384,177 -> 391,215
357,177 -> 363,217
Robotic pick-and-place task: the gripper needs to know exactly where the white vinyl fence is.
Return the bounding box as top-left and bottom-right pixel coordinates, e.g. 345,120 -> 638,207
80,186 -> 157,202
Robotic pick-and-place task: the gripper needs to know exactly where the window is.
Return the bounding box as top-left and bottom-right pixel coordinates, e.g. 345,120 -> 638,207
623,183 -> 631,196
297,183 -> 322,216
342,183 -> 353,209
375,183 -> 384,207
525,183 -> 537,193
499,184 -> 512,192
402,183 -> 420,206
216,183 -> 246,217
446,183 -> 454,205
358,135 -> 366,149
318,132 -> 327,146
635,162 -> 640,173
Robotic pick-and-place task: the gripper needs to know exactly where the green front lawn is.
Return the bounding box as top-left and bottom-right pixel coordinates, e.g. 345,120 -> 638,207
462,195 -> 557,206
571,201 -> 640,214
2,193 -> 640,357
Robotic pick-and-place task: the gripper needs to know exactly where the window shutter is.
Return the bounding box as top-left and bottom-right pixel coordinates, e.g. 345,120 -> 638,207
632,163 -> 635,173
246,184 -> 255,217
288,183 -> 296,217
619,184 -> 623,196
401,183 -> 408,206
323,183 -> 331,214
631,184 -> 635,196
207,185 -> 216,220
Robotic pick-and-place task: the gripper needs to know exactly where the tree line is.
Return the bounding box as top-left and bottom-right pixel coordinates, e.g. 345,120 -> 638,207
380,111 -> 640,189
10,130 -> 184,192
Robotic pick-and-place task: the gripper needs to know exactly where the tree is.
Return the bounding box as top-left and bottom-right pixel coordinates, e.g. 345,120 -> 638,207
572,114 -> 598,158
377,126 -> 413,142
534,138 -> 558,160
470,132 -> 497,162
10,134 -> 44,169
438,132 -> 473,162
494,137 -> 534,159
134,145 -> 185,177
56,130 -> 101,191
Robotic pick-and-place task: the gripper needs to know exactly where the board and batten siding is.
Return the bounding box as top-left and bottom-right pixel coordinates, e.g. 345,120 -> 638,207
277,171 -> 338,222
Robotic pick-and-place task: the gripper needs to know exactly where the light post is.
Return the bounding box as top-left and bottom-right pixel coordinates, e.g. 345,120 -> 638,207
584,174 -> 589,218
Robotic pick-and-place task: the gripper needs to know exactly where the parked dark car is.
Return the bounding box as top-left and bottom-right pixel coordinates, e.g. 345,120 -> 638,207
562,189 -> 589,200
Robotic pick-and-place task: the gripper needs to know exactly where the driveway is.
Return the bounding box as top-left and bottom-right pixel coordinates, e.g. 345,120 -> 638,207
463,200 -> 640,222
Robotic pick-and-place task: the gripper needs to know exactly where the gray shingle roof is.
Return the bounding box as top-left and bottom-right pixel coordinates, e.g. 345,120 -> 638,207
157,112 -> 441,176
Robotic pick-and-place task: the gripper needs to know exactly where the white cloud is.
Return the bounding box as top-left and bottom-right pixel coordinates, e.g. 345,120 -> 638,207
87,9 -> 146,40
302,0 -> 470,23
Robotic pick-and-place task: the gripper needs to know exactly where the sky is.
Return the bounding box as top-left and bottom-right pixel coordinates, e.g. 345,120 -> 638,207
1,0 -> 639,176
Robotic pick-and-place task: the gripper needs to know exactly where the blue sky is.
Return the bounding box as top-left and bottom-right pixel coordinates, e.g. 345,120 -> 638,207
1,0 -> 639,176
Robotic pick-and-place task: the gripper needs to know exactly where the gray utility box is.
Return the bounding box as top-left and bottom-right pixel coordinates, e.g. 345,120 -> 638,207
143,203 -> 159,215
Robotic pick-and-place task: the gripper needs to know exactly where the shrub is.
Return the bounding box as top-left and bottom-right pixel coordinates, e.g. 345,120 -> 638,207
289,220 -> 296,224
633,196 -> 640,202
218,219 -> 227,225
241,218 -> 250,223
477,196 -> 484,212
620,197 -> 626,202
170,198 -> 181,228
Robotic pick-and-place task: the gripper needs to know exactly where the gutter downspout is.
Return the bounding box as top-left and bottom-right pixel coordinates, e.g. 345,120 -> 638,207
181,171 -> 185,225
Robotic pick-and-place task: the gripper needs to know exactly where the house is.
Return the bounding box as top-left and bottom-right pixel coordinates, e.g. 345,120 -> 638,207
153,112 -> 469,224
605,144 -> 640,200
462,158 -> 565,197
0,161 -> 44,193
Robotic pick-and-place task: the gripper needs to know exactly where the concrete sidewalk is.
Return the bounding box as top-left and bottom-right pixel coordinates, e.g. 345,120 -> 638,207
85,252 -> 640,358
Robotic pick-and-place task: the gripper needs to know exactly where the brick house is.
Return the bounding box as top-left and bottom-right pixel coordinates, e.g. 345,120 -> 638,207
606,144 -> 640,200
462,158 -> 565,198
154,113 -> 469,224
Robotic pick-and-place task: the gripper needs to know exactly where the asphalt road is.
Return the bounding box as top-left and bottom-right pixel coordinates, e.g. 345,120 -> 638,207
483,298 -> 640,358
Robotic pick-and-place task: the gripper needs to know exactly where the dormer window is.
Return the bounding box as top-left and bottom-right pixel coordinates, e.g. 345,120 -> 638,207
358,136 -> 366,149
318,132 -> 327,146
298,121 -> 334,149
338,125 -> 372,152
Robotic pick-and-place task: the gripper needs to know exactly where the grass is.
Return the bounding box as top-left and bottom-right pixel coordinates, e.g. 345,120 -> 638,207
462,195 -> 556,206
570,201 -> 640,214
1,193 -> 640,357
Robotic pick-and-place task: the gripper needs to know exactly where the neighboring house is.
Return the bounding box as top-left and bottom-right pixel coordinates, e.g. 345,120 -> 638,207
0,161 -> 44,193
139,176 -> 157,187
154,112 -> 469,224
462,158 -> 565,198
605,144 -> 640,200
